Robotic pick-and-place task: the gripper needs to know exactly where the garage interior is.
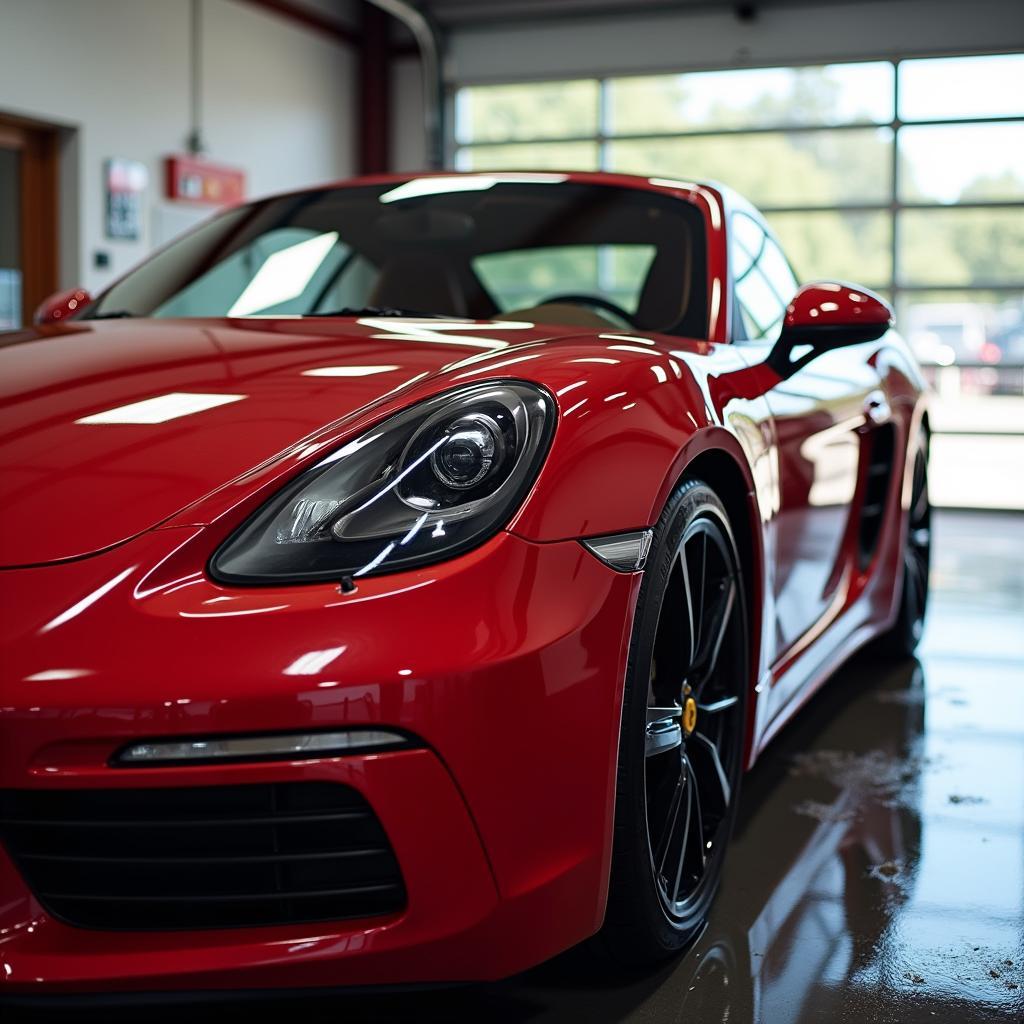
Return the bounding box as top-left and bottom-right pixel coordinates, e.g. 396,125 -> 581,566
1,0 -> 1022,1021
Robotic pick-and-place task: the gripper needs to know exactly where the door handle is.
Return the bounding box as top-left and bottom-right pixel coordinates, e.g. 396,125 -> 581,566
863,392 -> 891,425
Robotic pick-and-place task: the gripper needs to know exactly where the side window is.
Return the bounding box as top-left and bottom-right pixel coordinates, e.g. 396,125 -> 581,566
731,212 -> 798,342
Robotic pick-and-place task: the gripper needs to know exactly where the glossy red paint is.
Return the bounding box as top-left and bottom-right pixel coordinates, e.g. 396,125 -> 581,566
1,528 -> 638,989
0,318 -> 567,566
0,171 -> 927,996
785,281 -> 894,334
32,286 -> 92,325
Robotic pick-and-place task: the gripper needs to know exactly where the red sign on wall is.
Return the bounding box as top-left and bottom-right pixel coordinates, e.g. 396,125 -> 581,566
165,155 -> 246,206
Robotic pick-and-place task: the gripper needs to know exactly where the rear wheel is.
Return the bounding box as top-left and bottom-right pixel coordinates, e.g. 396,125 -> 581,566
597,479 -> 748,965
875,434 -> 931,659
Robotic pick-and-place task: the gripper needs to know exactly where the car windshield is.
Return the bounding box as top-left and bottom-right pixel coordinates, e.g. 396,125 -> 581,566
86,177 -> 708,336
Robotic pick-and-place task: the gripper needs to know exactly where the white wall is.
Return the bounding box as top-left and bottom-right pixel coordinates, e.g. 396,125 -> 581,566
390,56 -> 426,173
390,0 -> 1024,170
0,0 -> 357,294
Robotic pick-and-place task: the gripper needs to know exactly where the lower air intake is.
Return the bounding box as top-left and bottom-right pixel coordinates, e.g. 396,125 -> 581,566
0,782 -> 406,931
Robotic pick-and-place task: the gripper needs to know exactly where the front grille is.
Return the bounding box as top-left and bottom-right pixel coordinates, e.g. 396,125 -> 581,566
0,782 -> 406,931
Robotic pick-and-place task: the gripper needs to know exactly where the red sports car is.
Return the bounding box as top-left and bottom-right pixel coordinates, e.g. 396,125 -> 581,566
0,171 -> 929,1000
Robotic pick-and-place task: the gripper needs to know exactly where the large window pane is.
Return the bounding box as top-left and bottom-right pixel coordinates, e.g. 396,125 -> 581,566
899,123 -> 1024,203
898,209 -> 1024,287
897,291 -> 1024,368
767,210 -> 891,286
897,290 -> 1024,512
607,128 -> 892,206
606,63 -> 893,135
455,80 -> 599,144
899,54 -> 1024,122
455,141 -> 600,172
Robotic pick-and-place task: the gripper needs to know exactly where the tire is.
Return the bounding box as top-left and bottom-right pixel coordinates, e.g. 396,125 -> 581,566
595,478 -> 749,966
874,432 -> 931,659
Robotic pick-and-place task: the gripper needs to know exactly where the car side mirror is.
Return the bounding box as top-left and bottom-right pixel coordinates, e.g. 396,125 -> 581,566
781,282 -> 893,347
765,282 -> 893,378
33,287 -> 93,325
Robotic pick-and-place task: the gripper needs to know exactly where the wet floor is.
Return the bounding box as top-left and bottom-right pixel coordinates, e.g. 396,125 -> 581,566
12,510 -> 1024,1023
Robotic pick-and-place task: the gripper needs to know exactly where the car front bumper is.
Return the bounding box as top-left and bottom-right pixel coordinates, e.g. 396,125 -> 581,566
0,526 -> 639,994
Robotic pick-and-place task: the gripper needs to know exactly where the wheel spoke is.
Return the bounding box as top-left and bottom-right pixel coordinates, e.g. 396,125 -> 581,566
686,759 -> 707,874
698,695 -> 740,715
692,774 -> 708,872
654,763 -> 687,875
694,534 -> 708,657
646,705 -> 683,757
690,576 -> 737,693
677,543 -> 697,664
669,768 -> 695,903
691,731 -> 732,807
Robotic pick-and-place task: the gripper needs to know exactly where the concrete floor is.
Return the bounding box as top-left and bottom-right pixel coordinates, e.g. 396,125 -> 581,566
14,510 -> 1024,1023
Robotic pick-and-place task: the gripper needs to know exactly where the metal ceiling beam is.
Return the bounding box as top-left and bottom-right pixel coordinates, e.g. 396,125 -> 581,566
366,0 -> 446,169
237,0 -> 360,46
359,2 -> 392,173
418,0 -> 905,29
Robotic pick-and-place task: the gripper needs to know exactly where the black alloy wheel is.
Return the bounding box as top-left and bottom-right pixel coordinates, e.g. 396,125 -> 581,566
597,479 -> 748,964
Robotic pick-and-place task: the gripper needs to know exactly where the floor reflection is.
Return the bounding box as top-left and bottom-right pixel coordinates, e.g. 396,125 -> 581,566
13,511 -> 1024,1023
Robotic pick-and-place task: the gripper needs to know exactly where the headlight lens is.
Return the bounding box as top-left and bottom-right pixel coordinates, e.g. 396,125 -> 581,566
211,381 -> 554,583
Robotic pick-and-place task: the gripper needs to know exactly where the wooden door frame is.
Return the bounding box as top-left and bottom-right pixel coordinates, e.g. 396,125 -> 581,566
0,114 -> 59,325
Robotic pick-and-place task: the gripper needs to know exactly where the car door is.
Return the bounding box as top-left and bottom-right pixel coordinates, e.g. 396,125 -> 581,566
730,212 -> 886,674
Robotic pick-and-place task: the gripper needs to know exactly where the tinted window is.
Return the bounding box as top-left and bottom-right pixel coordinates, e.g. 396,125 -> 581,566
88,180 -> 707,337
732,212 -> 798,341
474,244 -> 656,315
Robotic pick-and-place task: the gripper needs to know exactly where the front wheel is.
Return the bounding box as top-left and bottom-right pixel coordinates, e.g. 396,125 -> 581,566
596,479 -> 749,965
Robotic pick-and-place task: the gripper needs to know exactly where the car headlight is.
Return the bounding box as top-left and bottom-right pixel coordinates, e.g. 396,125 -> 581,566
211,381 -> 554,584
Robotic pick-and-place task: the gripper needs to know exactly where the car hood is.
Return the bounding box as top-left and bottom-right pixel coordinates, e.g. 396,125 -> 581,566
0,316 -> 567,567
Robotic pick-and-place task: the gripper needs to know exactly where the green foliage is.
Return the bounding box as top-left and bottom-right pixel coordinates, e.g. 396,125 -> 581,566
455,66 -> 1024,294
768,211 -> 890,285
458,141 -> 599,171
458,80 -> 599,143
607,129 -> 891,206
900,209 -> 1024,286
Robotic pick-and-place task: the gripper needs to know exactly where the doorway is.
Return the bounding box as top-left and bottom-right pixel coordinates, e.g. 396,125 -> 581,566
0,115 -> 59,329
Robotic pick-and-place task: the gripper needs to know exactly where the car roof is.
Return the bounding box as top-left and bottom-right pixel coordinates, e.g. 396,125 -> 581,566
251,168 -> 739,213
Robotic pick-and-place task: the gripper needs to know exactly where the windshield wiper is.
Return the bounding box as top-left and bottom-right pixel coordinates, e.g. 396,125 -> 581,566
307,306 -> 457,319
86,307 -> 457,321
